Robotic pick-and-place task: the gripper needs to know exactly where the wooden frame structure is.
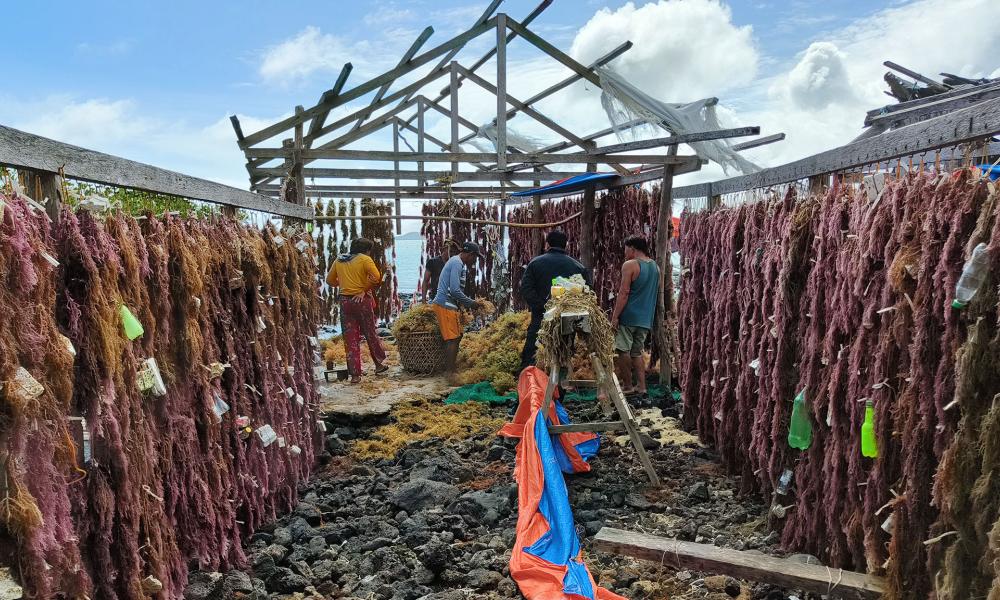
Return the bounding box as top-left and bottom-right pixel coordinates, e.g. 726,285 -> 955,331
230,2 -> 777,213
232,2 -> 784,387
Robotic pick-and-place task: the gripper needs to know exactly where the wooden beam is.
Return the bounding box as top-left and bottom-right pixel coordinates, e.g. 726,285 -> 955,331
592,127 -> 760,155
260,183 -> 509,194
289,190 -> 502,199
655,145 -> 677,385
417,98 -> 426,186
243,148 -> 697,164
672,95 -> 1000,199
731,133 -> 785,152
549,421 -> 623,434
505,16 -> 601,86
594,528 -> 885,600
866,83 -> 1000,129
450,62 -> 460,182
393,120 -> 401,234
255,167 -> 601,182
239,16 -> 497,148
883,60 -> 949,92
293,106 -> 305,206
305,63 -> 354,147
404,0 -> 551,128
0,125 -> 312,218
229,115 -> 245,143
864,80 -> 1000,123
495,13 -> 508,171
580,162 -> 596,268
455,65 -> 591,154
314,211 -> 582,228
350,27 -> 434,133
456,42 -> 634,146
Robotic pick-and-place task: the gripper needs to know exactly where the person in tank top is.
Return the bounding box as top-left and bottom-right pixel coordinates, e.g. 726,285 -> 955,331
610,235 -> 660,398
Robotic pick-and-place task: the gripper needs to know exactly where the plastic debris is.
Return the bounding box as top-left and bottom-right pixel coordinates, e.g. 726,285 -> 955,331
136,358 -> 167,396
256,425 -> 277,447
119,304 -> 145,340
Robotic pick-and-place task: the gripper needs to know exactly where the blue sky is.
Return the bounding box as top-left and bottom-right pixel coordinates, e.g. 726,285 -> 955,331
2,0 -> 997,226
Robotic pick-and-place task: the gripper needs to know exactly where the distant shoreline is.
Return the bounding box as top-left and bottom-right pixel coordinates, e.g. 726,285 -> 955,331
394,232 -> 424,241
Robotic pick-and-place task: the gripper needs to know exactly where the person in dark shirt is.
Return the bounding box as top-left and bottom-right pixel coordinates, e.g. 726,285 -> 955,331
421,239 -> 460,302
518,230 -> 592,369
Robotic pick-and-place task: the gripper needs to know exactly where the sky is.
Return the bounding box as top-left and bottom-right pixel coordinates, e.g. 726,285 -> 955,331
2,0 -> 998,231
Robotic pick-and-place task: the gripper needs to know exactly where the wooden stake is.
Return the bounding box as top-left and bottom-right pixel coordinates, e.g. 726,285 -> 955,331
594,528 -> 885,600
655,145 -> 678,385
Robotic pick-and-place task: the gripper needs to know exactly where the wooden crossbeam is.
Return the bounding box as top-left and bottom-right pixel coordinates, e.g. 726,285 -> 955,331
349,27 -> 435,133
0,125 -> 311,219
592,127 -> 760,155
505,17 -> 601,86
457,42 -> 633,146
594,528 -> 886,600
239,16 -> 498,148
402,0 -> 551,128
242,148 -> 697,164
254,167 -> 602,181
731,133 -> 786,151
865,82 -> 1000,129
863,79 -> 1000,123
672,95 -> 1000,199
305,63 -> 354,147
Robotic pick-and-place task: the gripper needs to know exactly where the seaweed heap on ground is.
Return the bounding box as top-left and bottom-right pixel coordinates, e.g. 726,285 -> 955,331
0,189 -> 322,599
456,311 -> 530,393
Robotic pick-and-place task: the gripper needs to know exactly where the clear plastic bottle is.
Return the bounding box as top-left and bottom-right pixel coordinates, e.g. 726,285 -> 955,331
953,243 -> 990,309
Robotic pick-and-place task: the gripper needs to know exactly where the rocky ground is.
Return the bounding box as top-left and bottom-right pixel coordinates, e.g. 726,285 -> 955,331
186,396 -> 810,600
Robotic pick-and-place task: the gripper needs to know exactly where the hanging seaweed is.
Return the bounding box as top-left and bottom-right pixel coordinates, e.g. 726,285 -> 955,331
677,169 -> 1000,599
0,190 -> 322,599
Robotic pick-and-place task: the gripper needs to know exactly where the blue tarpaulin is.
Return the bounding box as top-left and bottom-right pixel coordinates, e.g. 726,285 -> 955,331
978,164 -> 1000,181
509,172 -> 618,198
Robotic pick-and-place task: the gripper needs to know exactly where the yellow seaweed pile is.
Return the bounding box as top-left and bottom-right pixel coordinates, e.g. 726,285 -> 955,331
351,400 -> 505,460
456,311 -> 530,393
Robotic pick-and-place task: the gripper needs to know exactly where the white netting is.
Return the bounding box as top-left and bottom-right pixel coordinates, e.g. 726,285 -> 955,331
464,122 -> 548,154
596,67 -> 759,175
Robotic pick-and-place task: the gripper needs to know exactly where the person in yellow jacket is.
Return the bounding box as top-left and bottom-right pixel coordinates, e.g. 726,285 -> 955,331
326,238 -> 388,383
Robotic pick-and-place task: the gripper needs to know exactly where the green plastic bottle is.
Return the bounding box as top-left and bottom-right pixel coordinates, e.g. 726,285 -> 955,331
119,304 -> 145,340
787,389 -> 812,450
861,400 -> 878,458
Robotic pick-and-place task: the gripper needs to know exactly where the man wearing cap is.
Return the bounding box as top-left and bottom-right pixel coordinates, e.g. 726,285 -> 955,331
518,230 -> 591,369
432,241 -> 486,375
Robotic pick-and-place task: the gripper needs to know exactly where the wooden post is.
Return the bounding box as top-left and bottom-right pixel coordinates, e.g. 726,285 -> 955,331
18,169 -> 63,222
580,162 -> 596,268
495,13 -> 508,171
417,98 -> 426,188
450,62 -> 460,184
293,105 -> 306,206
655,147 -> 678,385
532,167 -> 543,254
393,120 -> 402,234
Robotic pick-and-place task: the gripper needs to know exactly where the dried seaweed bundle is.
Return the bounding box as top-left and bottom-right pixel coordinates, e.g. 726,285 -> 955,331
0,192 -> 321,599
677,169 -> 999,599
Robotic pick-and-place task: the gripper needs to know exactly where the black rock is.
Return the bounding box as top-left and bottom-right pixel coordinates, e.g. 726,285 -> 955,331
360,537 -> 394,552
486,444 -> 505,461
265,567 -> 308,594
687,482 -> 710,503
625,493 -> 652,510
417,537 -> 452,574
184,571 -> 223,600
584,520 -> 604,536
325,435 -> 346,454
271,526 -> 292,547
248,532 -> 273,545
288,517 -> 315,542
390,478 -> 460,513
724,576 -> 742,597
221,570 -> 254,598
250,554 -> 278,581
467,568 -> 503,590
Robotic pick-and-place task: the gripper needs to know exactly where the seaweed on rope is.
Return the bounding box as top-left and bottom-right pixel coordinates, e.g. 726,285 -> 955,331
0,191 -> 322,599
678,169 -> 1000,600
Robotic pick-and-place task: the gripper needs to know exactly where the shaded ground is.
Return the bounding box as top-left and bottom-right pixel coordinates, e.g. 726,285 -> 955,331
187,394 -> 812,600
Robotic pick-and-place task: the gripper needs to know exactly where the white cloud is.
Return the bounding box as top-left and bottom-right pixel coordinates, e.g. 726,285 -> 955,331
570,0 -> 758,101
781,42 -> 857,111
259,26 -> 368,84
363,4 -> 417,27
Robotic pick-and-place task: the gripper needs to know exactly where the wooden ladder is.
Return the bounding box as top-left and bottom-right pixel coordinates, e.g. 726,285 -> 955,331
538,352 -> 660,486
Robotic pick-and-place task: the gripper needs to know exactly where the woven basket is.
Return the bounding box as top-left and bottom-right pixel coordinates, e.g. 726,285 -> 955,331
396,331 -> 445,374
